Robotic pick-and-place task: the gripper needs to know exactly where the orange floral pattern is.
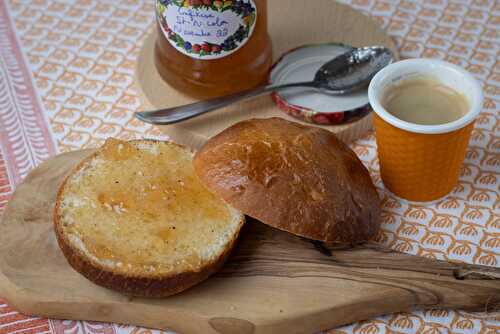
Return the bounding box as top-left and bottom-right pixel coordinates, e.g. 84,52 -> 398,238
1,0 -> 499,333
9,0 -> 163,153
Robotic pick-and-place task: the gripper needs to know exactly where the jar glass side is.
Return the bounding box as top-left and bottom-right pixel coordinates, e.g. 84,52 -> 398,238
154,0 -> 272,99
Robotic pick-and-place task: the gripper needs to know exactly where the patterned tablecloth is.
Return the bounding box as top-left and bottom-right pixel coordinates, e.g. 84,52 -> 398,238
0,0 -> 498,333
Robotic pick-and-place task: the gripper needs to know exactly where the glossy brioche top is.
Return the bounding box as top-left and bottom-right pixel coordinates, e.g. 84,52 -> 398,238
193,118 -> 381,243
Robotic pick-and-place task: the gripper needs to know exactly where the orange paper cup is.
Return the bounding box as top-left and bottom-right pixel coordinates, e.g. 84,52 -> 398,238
368,59 -> 483,202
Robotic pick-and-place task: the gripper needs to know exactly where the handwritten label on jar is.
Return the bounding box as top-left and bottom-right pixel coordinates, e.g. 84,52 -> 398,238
156,0 -> 257,60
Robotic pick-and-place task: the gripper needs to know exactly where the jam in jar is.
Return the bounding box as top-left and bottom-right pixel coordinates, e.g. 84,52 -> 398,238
155,0 -> 272,99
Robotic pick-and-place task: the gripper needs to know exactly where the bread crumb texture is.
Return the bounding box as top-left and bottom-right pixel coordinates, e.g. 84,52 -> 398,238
58,138 -> 242,276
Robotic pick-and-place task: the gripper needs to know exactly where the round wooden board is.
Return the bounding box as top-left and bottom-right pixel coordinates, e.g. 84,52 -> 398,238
0,151 -> 498,334
134,0 -> 398,149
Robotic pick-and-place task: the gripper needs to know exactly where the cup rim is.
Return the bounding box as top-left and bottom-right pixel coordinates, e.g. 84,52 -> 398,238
368,58 -> 483,134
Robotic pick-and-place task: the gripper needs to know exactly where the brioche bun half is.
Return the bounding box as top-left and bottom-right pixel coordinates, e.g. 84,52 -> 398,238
54,139 -> 244,297
193,118 -> 381,244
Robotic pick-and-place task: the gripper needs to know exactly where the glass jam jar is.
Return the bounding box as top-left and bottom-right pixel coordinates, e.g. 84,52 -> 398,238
155,0 -> 272,99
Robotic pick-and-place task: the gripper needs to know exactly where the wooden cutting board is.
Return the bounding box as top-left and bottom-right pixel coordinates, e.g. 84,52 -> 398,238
0,150 -> 499,334
134,0 -> 399,150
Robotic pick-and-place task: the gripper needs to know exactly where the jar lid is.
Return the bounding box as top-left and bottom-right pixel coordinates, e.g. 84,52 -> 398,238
270,44 -> 371,125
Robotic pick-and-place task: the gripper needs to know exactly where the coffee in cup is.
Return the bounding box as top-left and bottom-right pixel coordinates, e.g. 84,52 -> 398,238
368,59 -> 483,202
381,76 -> 469,126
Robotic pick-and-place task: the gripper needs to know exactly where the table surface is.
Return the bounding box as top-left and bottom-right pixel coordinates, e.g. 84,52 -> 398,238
0,0 -> 498,333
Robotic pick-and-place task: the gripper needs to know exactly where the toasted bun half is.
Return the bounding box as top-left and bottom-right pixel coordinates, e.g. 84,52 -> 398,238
54,139 -> 244,297
193,118 -> 381,244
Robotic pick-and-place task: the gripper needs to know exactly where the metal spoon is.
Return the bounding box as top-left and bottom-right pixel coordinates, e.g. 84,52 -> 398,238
135,46 -> 394,125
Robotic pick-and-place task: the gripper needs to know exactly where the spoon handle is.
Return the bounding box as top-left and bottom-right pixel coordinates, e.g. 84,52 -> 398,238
135,81 -> 317,125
